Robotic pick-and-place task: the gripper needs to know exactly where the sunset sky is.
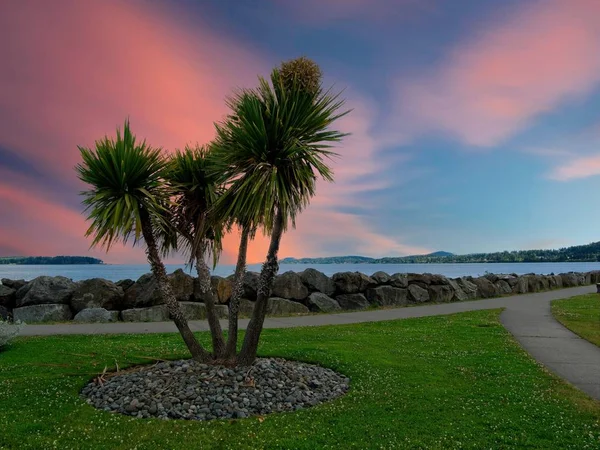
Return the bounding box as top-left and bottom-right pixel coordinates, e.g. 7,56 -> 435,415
1,0 -> 600,264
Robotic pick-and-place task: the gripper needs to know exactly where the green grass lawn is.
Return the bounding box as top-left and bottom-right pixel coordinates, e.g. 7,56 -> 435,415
552,294 -> 600,347
1,310 -> 599,449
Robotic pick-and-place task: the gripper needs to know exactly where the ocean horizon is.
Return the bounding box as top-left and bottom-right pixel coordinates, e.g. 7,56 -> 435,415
2,262 -> 600,283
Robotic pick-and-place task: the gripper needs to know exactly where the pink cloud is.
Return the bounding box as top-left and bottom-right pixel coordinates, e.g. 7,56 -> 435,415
0,0 -> 264,181
548,154 -> 600,181
0,0 -> 428,263
392,0 -> 600,147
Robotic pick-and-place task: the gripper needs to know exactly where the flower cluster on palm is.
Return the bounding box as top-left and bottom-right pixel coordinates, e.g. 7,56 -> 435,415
76,57 -> 348,365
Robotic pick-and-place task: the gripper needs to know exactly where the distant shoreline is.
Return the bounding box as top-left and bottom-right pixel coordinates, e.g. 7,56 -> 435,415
0,256 -> 104,265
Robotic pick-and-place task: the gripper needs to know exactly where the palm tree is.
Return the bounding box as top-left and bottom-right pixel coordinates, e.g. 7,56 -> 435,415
75,120 -> 210,361
166,145 -> 227,359
212,57 -> 349,365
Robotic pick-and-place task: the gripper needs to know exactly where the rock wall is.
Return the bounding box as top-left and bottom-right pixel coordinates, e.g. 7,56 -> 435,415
2,269 -> 599,323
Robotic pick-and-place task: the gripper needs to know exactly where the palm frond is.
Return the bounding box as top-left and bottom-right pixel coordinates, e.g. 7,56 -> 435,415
75,119 -> 172,250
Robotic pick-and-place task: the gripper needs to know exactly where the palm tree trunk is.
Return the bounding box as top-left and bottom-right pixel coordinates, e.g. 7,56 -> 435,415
224,226 -> 250,360
238,210 -> 284,366
139,210 -> 210,362
195,245 -> 226,359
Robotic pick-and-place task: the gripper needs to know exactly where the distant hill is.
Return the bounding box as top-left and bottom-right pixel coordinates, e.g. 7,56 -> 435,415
280,242 -> 600,264
0,256 -> 104,265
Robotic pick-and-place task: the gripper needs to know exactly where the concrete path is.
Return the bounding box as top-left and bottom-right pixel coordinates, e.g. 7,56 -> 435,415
20,285 -> 600,400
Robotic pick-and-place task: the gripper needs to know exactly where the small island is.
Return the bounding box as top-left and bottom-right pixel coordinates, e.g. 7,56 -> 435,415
0,256 -> 104,265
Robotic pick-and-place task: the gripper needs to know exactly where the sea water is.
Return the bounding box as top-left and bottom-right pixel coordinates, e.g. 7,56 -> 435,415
2,262 -> 600,282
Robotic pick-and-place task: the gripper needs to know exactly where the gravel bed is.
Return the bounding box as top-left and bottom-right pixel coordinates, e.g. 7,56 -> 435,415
81,358 -> 350,421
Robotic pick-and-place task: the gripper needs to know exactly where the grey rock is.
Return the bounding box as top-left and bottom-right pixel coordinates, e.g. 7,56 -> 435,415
169,269 -> 195,302
13,304 -> 72,323
271,272 -> 309,301
0,305 -> 10,320
389,273 -> 408,288
365,286 -> 408,306
560,272 -> 579,288
455,278 -> 478,299
15,276 -> 76,307
495,280 -> 512,295
370,271 -> 390,285
266,298 -> 309,315
116,279 -> 135,291
299,269 -> 336,296
447,279 -> 468,302
335,293 -> 369,310
121,305 -> 169,322
0,285 -> 16,308
307,292 -> 341,312
1,278 -> 27,291
427,284 -> 454,303
470,277 -> 499,298
71,278 -> 124,312
122,273 -> 160,309
511,276 -> 529,294
408,284 -> 430,303
179,302 -> 228,320
237,299 -> 255,316
233,272 -> 260,301
332,272 -> 375,294
73,308 -> 119,323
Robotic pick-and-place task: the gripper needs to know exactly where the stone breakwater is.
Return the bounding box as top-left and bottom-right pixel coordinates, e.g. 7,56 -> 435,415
1,269 -> 599,323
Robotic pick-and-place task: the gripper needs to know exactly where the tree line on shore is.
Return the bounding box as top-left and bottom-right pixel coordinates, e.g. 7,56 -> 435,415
281,242 -> 600,264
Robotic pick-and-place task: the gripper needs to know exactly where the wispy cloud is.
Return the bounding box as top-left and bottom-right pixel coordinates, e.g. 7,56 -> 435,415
548,154 -> 600,181
391,0 -> 600,147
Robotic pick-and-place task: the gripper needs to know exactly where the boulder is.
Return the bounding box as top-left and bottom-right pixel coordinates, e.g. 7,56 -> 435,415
73,308 -> 119,323
15,276 -> 76,307
447,279 -> 469,301
549,275 -> 563,289
365,286 -> 408,306
271,271 -> 309,301
124,270 -> 197,308
332,272 -> 375,294
0,285 -> 16,308
484,273 -> 499,283
0,306 -> 10,321
211,276 -> 232,304
407,273 -> 433,288
169,269 -> 195,302
266,298 -> 310,315
389,273 -> 408,288
455,278 -> 478,300
470,277 -> 498,298
70,278 -> 124,312
575,273 -> 586,285
179,302 -> 228,320
511,276 -> 529,294
428,284 -> 454,303
495,280 -> 512,295
587,271 -> 600,284
300,269 -> 336,296
234,272 -> 260,301
526,274 -> 549,292
1,278 -> 27,290
370,271 -> 390,285
408,284 -> 430,303
237,299 -> 255,316
116,279 -> 135,291
13,304 -> 72,323
121,305 -> 169,322
335,293 -> 370,310
560,273 -> 578,288
306,292 -> 341,312
122,273 -> 161,309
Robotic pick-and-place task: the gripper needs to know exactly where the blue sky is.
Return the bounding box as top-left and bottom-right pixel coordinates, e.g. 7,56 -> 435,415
1,0 -> 600,263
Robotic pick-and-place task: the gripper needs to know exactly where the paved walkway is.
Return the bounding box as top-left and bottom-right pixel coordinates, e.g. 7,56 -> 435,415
21,285 -> 600,400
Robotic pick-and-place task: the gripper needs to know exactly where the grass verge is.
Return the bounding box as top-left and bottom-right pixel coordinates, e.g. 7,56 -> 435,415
1,310 -> 599,449
552,294 -> 600,347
